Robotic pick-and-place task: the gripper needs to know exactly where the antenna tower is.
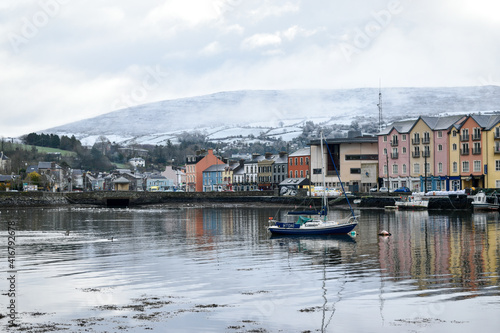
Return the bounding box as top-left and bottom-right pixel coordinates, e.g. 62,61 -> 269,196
377,82 -> 383,132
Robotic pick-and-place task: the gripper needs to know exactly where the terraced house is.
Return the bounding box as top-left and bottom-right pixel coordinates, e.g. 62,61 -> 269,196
379,114 -> 500,192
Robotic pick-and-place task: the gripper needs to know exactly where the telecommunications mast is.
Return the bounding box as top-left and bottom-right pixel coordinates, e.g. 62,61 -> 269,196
377,81 -> 383,132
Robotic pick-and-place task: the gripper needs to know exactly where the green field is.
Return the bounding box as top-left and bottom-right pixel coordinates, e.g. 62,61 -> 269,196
11,143 -> 77,157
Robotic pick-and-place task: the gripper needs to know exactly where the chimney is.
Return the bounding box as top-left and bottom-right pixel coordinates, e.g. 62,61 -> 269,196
265,152 -> 273,159
279,151 -> 287,158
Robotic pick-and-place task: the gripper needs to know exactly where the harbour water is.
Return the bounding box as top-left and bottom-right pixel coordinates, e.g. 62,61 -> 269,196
1,205 -> 500,332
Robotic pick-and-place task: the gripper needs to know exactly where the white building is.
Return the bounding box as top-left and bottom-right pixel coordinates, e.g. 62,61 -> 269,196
129,157 -> 145,168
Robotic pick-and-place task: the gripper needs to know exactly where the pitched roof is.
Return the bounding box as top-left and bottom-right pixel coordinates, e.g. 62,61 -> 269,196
203,164 -> 228,172
289,147 -> 310,157
113,176 -> 130,184
378,119 -> 417,135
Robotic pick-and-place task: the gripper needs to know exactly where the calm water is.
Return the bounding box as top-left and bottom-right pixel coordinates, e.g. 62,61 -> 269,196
1,205 -> 500,332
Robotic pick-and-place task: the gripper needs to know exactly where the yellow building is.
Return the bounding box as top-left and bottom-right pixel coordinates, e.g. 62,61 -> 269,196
483,117 -> 500,188
409,118 -> 433,191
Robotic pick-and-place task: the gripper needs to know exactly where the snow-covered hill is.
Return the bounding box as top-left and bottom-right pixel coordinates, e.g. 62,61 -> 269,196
41,86 -> 500,146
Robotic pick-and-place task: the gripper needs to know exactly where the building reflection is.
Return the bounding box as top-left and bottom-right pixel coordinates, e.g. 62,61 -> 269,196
378,210 -> 500,294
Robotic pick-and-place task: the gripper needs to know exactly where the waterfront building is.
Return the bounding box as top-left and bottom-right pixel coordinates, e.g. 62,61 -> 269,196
244,154 -> 265,191
202,163 -> 227,192
484,115 -> 500,188
185,149 -> 223,192
378,119 -> 414,191
380,115 -> 465,192
309,135 -> 378,193
257,153 -> 275,190
288,148 -> 310,179
273,152 -> 288,186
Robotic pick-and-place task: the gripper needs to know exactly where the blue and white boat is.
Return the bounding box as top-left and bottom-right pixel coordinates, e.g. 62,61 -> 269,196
268,133 -> 358,236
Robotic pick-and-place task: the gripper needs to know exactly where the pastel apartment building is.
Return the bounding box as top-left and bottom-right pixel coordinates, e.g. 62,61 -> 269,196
379,114 -> 500,191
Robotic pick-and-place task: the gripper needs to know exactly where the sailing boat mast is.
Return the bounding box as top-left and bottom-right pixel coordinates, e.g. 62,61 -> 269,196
320,132 -> 328,218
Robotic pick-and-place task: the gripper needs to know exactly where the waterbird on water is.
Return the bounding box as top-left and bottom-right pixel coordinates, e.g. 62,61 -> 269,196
378,230 -> 391,236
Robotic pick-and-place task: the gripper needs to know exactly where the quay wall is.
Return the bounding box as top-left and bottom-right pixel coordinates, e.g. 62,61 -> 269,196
0,191 -> 472,209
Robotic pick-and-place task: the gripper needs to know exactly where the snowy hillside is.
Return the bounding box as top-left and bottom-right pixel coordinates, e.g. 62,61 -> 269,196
42,86 -> 500,146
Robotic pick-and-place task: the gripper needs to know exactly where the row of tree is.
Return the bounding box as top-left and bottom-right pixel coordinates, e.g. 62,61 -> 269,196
23,133 -> 82,151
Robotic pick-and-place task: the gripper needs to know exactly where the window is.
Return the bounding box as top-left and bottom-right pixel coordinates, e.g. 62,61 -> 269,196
402,134 -> 407,141
496,160 -> 500,171
473,127 -> 481,139
473,142 -> 481,154
452,130 -> 457,137
350,168 -> 361,174
383,148 -> 387,155
295,158 -> 298,165
300,170 -> 304,177
306,158 -> 309,165
438,162 -> 443,173
462,143 -> 469,154
290,171 -> 293,178
462,161 -> 469,172
392,164 -> 398,174
295,170 -> 298,178
402,164 -> 407,174
438,144 -> 443,151
453,143 -> 457,151
425,162 -> 430,174
474,160 -> 481,172
438,131 -> 443,138
414,163 -> 420,173
402,147 -> 407,154
383,135 -> 387,142
383,165 -> 388,175
300,157 -> 303,165
289,159 -> 293,166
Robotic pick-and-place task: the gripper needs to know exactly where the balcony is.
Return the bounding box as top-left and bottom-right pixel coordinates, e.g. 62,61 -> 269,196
390,140 -> 399,147
472,148 -> 482,155
472,134 -> 481,141
412,151 -> 420,158
391,152 -> 399,159
495,147 -> 500,154
422,137 -> 430,144
412,138 -> 420,145
461,134 -> 469,142
461,148 -> 470,155
495,131 -> 500,140
422,151 -> 430,158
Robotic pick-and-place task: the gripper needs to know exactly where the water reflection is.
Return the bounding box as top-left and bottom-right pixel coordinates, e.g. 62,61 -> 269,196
375,210 -> 500,298
0,207 -> 499,332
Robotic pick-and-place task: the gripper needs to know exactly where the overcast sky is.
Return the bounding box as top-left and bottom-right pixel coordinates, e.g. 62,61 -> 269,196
1,0 -> 499,138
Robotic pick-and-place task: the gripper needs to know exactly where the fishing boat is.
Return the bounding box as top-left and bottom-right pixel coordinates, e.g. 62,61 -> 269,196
395,193 -> 429,210
471,191 -> 499,211
268,133 -> 358,235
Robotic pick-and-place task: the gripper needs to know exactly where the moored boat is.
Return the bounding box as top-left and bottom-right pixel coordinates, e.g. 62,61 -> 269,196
395,193 -> 429,210
268,132 -> 358,235
471,192 -> 499,211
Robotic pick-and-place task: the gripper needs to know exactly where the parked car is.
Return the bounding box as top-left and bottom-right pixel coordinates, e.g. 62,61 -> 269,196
369,187 -> 378,192
379,187 -> 389,193
393,186 -> 411,193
